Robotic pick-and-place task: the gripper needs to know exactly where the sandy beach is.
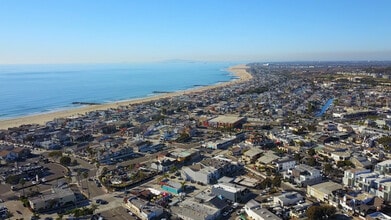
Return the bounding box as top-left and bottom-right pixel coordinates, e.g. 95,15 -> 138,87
0,64 -> 251,130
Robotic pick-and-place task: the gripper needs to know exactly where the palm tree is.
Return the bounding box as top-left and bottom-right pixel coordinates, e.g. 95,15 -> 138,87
180,181 -> 186,192
90,204 -> 98,214
82,171 -> 90,197
77,169 -> 82,186
102,167 -> 108,174
19,178 -> 26,197
170,166 -> 178,173
82,171 -> 88,180
35,184 -> 40,195
128,164 -> 134,171
57,213 -> 64,220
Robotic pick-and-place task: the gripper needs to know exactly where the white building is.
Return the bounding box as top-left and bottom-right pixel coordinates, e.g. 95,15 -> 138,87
244,199 -> 281,220
343,168 -> 372,187
273,192 -> 303,207
375,160 -> 391,175
287,164 -> 322,187
275,157 -> 296,172
211,182 -> 249,202
307,181 -> 343,204
182,165 -> 218,185
342,169 -> 391,202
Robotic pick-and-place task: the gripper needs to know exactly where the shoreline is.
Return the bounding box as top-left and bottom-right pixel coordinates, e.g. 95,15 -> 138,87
0,64 -> 252,130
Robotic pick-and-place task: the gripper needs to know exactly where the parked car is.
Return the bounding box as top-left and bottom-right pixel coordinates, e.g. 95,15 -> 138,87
96,199 -> 108,205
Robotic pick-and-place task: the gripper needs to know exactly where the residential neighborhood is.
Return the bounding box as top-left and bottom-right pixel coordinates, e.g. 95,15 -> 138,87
1,61 -> 391,220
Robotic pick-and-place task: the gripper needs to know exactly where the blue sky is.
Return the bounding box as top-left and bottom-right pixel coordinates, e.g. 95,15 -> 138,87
1,0 -> 391,64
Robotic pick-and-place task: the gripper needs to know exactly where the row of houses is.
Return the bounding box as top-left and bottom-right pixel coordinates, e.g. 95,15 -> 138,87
343,161 -> 391,202
0,145 -> 30,162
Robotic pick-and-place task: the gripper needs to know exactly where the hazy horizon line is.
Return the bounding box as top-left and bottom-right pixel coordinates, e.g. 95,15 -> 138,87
1,59 -> 391,66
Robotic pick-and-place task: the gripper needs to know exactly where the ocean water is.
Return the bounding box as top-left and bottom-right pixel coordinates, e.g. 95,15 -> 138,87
0,62 -> 236,119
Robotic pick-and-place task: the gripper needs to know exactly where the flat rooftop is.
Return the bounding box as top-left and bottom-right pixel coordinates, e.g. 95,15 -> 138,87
309,181 -> 342,194
208,115 -> 245,124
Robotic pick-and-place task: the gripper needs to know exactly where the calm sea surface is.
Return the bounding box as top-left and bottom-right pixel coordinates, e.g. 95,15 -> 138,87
0,62 -> 236,119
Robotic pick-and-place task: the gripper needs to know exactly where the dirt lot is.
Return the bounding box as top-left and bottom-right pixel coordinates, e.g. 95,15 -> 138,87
3,200 -> 33,219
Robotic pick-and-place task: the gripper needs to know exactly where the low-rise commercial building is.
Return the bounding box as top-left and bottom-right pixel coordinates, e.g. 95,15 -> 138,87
207,115 -> 246,129
273,192 -> 303,207
211,182 -> 249,202
125,196 -> 164,220
244,199 -> 281,220
274,157 -> 296,172
286,164 -> 322,187
307,181 -> 343,203
182,164 -> 218,185
242,147 -> 263,165
171,199 -> 220,220
160,180 -> 183,195
29,185 -> 76,212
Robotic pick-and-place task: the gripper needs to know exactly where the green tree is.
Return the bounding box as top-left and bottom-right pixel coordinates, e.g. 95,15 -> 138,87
294,153 -> 303,163
260,178 -> 272,189
307,205 -> 336,220
59,156 -> 72,166
307,157 -> 317,166
307,124 -> 317,132
323,163 -> 333,175
5,175 -> 19,184
324,205 -> 337,217
170,166 -> 178,173
56,213 -> 64,220
48,151 -> 63,158
307,206 -> 322,220
71,159 -> 78,166
272,175 -> 282,187
308,148 -> 316,156
337,160 -> 354,168
175,132 -> 190,143
378,136 -> 391,150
